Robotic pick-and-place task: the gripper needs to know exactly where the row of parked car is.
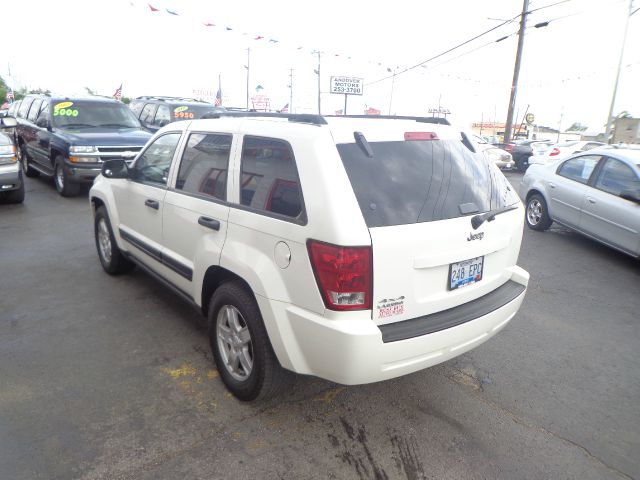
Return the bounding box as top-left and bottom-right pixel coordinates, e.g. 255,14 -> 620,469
502,138 -> 608,172
0,94 -> 228,201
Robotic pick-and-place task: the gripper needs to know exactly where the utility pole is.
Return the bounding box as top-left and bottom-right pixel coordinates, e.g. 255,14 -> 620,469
245,48 -> 251,110
504,0 -> 529,145
605,0 -> 634,143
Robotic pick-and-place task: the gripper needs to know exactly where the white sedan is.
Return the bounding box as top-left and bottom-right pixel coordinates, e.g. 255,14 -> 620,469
529,140 -> 606,165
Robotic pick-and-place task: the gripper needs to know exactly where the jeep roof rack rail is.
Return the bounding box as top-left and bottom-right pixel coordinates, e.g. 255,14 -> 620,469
324,114 -> 451,126
202,111 -> 327,125
134,96 -> 209,103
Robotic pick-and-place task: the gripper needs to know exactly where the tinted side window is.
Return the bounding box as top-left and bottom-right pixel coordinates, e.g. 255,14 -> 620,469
131,133 -> 181,186
27,99 -> 43,122
18,98 -> 34,118
140,104 -> 156,125
129,101 -> 144,116
594,158 -> 640,196
176,133 -> 231,200
557,155 -> 600,184
154,105 -> 171,127
8,100 -> 21,116
240,136 -> 303,219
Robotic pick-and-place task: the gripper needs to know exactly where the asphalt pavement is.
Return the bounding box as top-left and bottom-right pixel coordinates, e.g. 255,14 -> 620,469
1,171 -> 638,480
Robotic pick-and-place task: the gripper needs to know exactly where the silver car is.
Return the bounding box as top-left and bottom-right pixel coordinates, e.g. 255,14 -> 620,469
520,147 -> 640,258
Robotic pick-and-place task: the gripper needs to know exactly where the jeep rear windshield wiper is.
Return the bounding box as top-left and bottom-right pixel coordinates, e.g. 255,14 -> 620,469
471,204 -> 518,230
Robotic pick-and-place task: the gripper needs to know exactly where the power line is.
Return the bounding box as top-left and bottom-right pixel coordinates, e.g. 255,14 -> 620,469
364,0 -> 577,87
364,16 -> 519,86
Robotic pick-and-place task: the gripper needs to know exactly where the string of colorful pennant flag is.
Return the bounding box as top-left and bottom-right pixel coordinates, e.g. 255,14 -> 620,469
138,1 -> 417,76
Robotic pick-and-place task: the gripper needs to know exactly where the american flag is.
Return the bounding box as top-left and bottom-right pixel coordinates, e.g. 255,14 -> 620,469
279,103 -> 289,113
5,88 -> 14,103
214,86 -> 222,106
113,84 -> 122,101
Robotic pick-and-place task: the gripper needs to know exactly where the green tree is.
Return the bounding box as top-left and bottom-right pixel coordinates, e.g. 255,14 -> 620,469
0,75 -> 8,106
567,122 -> 588,132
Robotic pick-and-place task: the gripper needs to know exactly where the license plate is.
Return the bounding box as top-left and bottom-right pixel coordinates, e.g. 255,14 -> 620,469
448,256 -> 484,290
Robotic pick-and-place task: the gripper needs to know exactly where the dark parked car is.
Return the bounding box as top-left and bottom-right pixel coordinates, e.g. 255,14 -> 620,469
14,95 -> 152,196
0,116 -> 24,204
505,139 -> 554,171
129,96 -> 227,133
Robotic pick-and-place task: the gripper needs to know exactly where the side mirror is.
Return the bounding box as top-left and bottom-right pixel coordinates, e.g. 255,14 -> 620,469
36,115 -> 49,129
158,120 -> 169,127
0,116 -> 17,128
101,159 -> 129,179
620,189 -> 640,204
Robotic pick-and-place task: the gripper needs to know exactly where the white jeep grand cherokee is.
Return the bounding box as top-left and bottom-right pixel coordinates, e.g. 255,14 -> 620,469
90,113 -> 529,401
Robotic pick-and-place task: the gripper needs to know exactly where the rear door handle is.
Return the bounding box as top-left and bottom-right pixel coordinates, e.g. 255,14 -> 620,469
587,197 -> 596,204
198,216 -> 221,231
145,199 -> 159,210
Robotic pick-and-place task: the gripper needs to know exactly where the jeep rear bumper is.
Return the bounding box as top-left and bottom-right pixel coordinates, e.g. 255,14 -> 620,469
259,265 -> 529,385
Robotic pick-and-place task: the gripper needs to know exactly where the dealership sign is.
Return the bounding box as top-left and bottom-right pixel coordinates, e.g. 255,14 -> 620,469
330,77 -> 363,95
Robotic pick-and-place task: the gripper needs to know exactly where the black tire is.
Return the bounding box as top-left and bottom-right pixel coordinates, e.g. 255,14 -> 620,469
54,156 -> 81,197
4,172 -> 25,204
516,155 -> 530,172
94,206 -> 135,275
208,281 -> 290,401
525,193 -> 553,231
18,144 -> 39,178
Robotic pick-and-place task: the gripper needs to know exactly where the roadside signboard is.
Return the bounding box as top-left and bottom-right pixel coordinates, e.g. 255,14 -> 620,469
526,113 -> 535,124
330,77 -> 363,96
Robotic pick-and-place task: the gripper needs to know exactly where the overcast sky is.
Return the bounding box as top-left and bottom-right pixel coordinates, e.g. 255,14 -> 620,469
3,0 -> 639,132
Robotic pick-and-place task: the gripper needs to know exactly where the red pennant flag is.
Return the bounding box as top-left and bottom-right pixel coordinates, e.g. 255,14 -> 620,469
148,3 -> 159,11
203,22 -> 215,27
254,36 -> 264,40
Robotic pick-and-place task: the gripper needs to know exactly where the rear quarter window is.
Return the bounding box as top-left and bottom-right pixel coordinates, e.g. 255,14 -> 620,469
337,138 -> 518,228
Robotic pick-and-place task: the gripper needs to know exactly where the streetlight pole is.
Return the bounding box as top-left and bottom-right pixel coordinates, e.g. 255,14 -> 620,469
388,68 -> 396,115
245,48 -> 250,110
316,51 -> 322,114
289,68 -> 294,113
504,0 -> 529,145
605,0 -> 634,143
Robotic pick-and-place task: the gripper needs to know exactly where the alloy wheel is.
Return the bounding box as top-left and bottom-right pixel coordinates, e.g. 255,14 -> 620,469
97,218 -> 112,264
216,305 -> 253,381
527,199 -> 543,226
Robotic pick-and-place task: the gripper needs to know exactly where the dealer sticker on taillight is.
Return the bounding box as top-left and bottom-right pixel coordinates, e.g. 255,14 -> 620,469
448,256 -> 484,290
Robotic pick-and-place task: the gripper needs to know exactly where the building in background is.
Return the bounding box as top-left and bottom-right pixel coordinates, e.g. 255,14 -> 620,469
613,117 -> 640,144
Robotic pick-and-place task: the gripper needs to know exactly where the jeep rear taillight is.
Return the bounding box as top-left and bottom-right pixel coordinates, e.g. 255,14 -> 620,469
307,240 -> 372,311
549,148 -> 560,156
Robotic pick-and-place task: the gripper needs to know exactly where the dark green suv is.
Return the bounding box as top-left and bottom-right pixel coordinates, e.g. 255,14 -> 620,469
129,96 -> 226,133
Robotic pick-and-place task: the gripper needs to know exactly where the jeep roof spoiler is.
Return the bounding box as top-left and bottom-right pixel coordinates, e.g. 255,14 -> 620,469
200,112 -> 451,126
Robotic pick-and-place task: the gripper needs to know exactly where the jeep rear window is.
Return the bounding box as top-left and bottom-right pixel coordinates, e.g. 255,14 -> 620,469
337,139 -> 519,228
